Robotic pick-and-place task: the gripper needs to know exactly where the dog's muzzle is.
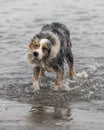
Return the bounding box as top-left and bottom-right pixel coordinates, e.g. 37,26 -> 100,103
33,51 -> 39,57
33,51 -> 41,61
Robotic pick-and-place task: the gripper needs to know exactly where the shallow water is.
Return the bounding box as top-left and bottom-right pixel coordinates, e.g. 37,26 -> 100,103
0,0 -> 104,129
0,99 -> 104,130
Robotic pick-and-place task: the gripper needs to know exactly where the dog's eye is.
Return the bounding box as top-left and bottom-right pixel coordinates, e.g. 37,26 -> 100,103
33,44 -> 39,48
42,47 -> 47,51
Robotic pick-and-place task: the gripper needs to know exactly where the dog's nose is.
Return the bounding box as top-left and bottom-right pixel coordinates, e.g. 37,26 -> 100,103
33,51 -> 38,57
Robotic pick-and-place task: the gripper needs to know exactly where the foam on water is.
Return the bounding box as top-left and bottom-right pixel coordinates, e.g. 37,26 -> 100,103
88,65 -> 97,74
76,71 -> 89,79
76,65 -> 97,78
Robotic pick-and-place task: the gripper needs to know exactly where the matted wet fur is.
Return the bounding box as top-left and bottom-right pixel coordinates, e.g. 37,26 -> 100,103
26,22 -> 76,91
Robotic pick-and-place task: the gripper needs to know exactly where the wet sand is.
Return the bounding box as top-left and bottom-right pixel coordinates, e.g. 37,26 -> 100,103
0,99 -> 104,130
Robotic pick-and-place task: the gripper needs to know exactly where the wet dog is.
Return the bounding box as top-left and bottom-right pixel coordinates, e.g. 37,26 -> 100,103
26,22 -> 76,91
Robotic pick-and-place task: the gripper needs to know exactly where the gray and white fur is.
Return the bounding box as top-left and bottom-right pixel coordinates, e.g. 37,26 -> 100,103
26,22 -> 75,91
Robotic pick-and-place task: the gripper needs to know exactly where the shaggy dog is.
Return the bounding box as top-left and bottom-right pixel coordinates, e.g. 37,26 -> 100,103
26,22 -> 76,91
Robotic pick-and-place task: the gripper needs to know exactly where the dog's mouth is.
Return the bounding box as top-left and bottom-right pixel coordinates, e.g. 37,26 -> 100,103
35,57 -> 41,61
32,57 -> 42,63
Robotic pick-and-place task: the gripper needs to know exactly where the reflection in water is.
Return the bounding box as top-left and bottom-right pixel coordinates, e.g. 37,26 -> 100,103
30,104 -> 44,123
29,104 -> 72,124
27,89 -> 73,125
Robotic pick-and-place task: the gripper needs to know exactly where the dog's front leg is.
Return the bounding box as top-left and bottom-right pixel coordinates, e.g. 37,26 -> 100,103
33,67 -> 40,91
39,67 -> 45,77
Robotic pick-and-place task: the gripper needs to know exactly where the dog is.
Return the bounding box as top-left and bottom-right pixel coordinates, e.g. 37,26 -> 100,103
26,22 -> 76,91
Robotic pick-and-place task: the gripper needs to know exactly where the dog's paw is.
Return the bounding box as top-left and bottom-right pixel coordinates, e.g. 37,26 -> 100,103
33,81 -> 40,91
72,75 -> 78,80
70,74 -> 78,80
54,85 -> 61,91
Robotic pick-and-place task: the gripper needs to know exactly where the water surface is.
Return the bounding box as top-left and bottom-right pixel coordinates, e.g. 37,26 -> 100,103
0,0 -> 104,129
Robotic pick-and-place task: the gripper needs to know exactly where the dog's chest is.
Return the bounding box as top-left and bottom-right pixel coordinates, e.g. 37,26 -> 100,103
42,62 -> 54,72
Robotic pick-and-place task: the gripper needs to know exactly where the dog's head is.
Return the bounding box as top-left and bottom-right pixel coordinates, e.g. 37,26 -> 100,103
26,35 -> 51,64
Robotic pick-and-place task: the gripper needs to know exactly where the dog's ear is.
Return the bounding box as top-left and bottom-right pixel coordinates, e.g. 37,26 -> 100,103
36,34 -> 41,39
31,38 -> 34,42
29,38 -> 34,49
33,34 -> 40,42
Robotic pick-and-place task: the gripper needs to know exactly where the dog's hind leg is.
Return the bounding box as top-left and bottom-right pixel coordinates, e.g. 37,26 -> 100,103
54,67 -> 64,90
65,49 -> 76,79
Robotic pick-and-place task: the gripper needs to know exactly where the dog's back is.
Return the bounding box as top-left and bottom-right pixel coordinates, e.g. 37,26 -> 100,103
41,22 -> 71,47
